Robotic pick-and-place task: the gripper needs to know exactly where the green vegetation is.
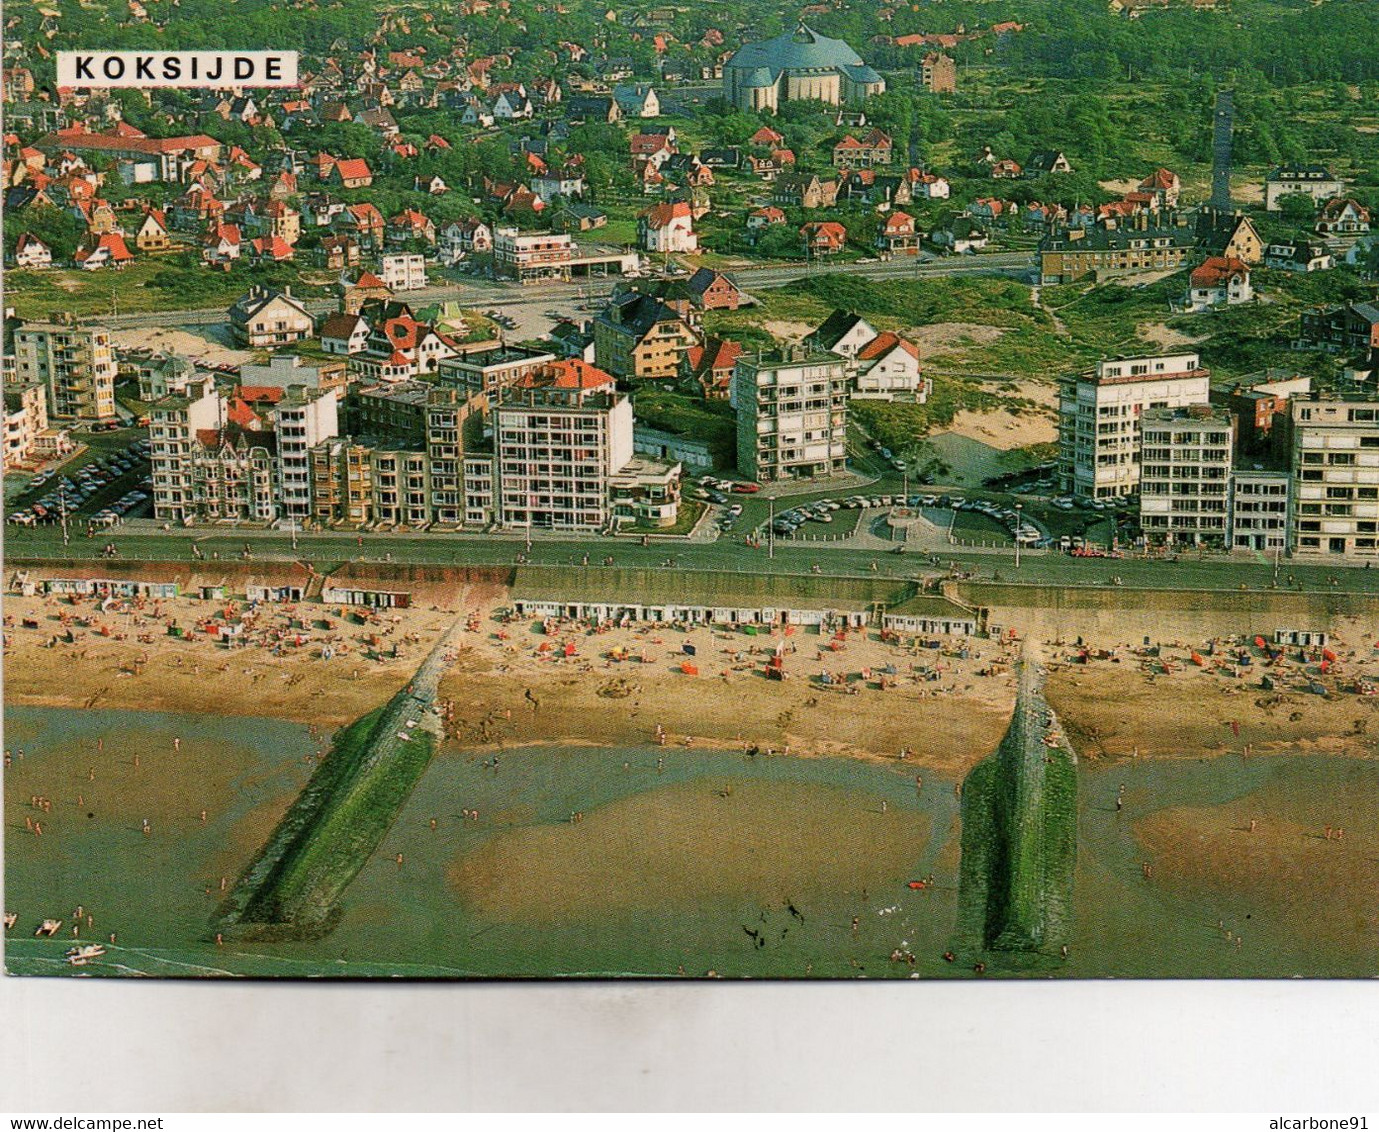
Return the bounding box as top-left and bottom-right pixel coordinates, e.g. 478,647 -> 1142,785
221,700 -> 434,937
631,388 -> 737,467
6,253 -> 330,320
625,497 -> 706,536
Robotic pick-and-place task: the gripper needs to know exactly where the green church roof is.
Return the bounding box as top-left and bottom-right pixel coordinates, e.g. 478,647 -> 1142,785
726,22 -> 867,74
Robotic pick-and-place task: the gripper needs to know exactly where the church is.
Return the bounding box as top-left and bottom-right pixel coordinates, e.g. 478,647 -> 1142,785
723,22 -> 885,113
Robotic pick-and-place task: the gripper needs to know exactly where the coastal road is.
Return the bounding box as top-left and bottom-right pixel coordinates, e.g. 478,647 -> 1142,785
10,520 -> 1379,596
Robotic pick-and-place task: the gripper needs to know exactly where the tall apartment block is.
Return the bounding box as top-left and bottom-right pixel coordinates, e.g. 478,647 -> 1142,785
275,385 -> 340,522
732,348 -> 849,483
11,319 -> 117,422
1230,469 -> 1289,552
1138,405 -> 1233,546
149,377 -> 225,521
490,364 -> 634,530
1288,397 -> 1379,561
1058,352 -> 1210,500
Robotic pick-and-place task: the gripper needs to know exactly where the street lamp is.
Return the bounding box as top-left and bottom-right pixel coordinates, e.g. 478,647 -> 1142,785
1014,502 -> 1023,570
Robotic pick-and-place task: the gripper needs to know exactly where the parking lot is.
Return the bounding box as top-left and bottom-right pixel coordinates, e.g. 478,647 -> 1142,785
7,433 -> 153,533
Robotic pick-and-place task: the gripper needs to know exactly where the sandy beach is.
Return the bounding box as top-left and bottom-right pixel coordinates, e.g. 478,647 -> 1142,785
3,581 -> 1018,775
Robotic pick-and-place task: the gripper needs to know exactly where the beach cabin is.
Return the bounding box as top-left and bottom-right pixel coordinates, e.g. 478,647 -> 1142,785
508,568 -> 895,630
882,595 -> 979,637
321,584 -> 412,609
1274,628 -> 1329,648
246,583 -> 305,603
44,577 -> 179,599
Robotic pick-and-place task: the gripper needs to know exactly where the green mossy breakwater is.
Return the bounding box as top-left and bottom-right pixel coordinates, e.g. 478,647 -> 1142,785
217,698 -> 435,940
957,660 -> 1077,955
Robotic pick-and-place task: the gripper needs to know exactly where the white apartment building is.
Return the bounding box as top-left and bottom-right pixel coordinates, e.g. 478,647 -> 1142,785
3,383 -> 50,469
1288,398 -> 1379,561
1137,405 -> 1233,547
489,364 -> 633,531
1058,352 -> 1211,501
149,377 -> 225,521
493,226 -> 574,283
379,252 -> 427,292
1231,469 -> 1289,552
12,320 -> 118,422
732,348 -> 849,482
274,385 -> 340,522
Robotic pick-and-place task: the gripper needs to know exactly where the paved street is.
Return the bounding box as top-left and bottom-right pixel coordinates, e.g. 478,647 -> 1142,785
8,518 -> 1379,595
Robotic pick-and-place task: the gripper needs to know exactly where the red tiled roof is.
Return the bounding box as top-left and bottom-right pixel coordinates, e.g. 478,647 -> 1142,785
1190,256 -> 1249,286
857,331 -> 919,361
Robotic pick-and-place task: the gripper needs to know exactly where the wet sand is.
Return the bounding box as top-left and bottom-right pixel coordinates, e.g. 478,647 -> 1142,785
449,779 -> 932,924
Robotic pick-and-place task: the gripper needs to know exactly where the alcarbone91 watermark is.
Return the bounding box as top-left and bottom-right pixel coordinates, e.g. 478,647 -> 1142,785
56,51 -> 298,88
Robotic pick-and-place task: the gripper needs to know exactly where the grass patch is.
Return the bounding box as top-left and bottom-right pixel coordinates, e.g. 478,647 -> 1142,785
624,497 -> 706,535
631,388 -> 737,467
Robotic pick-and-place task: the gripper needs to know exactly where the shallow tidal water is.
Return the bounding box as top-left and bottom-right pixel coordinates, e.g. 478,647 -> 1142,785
5,707 -> 1376,978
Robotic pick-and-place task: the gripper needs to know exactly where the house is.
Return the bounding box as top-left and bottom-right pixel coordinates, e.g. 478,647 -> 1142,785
330,157 -> 373,189
813,310 -> 878,358
773,173 -> 839,210
1264,240 -> 1334,273
877,210 -> 920,256
906,169 -> 950,200
832,129 -> 892,169
134,208 -> 171,251
613,83 -> 660,118
685,268 -> 749,311
494,90 -> 534,119
1296,301 -> 1379,353
988,158 -> 1022,179
229,285 -> 315,347
854,332 -> 927,400
1024,150 -> 1072,177
248,235 -> 295,262
662,154 -> 715,187
801,221 -> 847,255
639,200 -> 697,253
336,202 -> 386,249
1185,256 -> 1252,311
342,272 -> 393,315
74,231 -> 134,270
630,131 -> 677,168
1138,168 -> 1180,209
387,209 -> 436,246
747,206 -> 787,231
700,147 -> 741,169
13,233 -> 52,268
931,213 -> 989,253
566,95 -> 620,124
201,221 -> 243,266
319,234 -> 361,270
593,293 -> 700,380
682,336 -> 743,399
1264,164 -> 1345,211
1316,198 -> 1371,237
438,218 -> 492,264
531,167 -> 587,203
552,202 -> 608,233
1196,209 -> 1264,265
750,126 -> 785,148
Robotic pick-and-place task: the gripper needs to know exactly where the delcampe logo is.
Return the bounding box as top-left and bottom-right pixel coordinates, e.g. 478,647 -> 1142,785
56,50 -> 298,88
